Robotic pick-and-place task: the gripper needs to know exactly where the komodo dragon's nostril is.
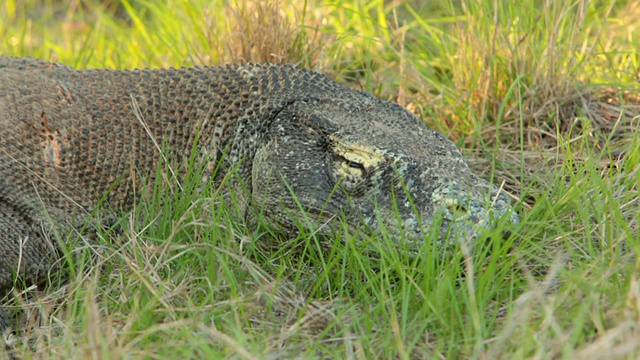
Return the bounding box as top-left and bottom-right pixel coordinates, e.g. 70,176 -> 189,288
448,203 -> 467,219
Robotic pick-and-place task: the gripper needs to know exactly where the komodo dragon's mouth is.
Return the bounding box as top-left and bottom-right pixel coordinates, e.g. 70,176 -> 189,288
282,181 -> 520,250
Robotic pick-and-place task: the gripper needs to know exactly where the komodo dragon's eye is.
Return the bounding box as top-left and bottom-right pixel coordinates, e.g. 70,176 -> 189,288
333,155 -> 367,192
328,135 -> 385,193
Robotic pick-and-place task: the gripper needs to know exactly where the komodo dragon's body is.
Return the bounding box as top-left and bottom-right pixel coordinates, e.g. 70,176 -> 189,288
0,56 -> 518,327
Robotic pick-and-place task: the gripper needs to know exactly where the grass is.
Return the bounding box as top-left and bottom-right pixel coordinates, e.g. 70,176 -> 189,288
1,0 -> 639,358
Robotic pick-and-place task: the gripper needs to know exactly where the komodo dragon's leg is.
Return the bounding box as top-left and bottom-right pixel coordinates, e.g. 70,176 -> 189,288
0,198 -> 59,338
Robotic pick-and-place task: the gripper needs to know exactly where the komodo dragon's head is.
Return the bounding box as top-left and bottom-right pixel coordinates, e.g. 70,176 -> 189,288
232,67 -> 519,248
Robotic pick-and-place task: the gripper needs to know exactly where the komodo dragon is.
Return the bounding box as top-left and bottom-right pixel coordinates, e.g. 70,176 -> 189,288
0,56 -> 519,329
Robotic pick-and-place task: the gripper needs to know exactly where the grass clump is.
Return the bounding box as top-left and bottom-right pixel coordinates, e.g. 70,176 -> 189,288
1,0 -> 639,358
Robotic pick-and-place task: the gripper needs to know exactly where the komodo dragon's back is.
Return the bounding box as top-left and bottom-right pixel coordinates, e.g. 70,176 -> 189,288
0,56 -> 519,329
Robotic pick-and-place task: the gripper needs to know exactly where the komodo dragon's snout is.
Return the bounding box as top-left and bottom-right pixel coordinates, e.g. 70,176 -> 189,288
247,94 -> 519,246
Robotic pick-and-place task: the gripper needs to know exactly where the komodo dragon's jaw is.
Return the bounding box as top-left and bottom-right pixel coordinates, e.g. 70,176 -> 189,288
246,94 -> 519,247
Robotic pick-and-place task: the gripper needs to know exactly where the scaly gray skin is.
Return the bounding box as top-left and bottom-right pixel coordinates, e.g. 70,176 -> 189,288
0,57 -> 518,328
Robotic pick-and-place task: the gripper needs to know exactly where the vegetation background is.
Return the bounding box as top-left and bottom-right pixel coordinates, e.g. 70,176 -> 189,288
1,0 -> 639,358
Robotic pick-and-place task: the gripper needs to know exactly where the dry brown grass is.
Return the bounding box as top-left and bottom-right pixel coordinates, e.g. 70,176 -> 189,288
221,0 -> 324,66
180,0 -> 327,67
